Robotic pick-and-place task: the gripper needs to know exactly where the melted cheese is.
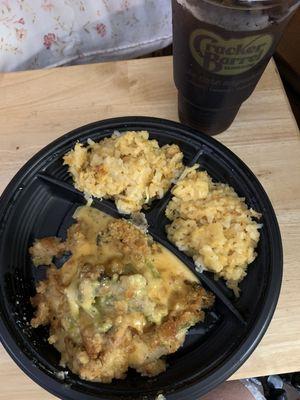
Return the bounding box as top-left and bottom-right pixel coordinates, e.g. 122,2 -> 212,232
30,205 -> 213,383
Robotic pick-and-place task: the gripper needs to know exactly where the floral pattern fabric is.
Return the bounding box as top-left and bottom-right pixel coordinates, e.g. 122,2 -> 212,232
0,0 -> 172,72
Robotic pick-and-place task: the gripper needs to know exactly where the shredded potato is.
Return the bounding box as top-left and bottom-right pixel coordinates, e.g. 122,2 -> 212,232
63,131 -> 184,214
166,166 -> 261,294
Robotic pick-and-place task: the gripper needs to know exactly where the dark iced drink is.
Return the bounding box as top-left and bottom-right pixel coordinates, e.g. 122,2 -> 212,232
172,0 -> 299,135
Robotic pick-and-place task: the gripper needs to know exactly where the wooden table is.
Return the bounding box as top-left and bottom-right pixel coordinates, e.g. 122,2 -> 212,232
0,56 -> 300,399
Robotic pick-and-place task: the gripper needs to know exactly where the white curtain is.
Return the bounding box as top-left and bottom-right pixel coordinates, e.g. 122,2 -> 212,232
0,0 -> 172,72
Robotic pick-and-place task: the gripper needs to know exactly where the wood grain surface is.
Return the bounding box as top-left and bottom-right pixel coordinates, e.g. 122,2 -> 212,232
0,56 -> 300,399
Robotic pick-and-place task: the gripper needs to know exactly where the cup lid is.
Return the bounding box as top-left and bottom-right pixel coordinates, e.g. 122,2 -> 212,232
202,0 -> 297,10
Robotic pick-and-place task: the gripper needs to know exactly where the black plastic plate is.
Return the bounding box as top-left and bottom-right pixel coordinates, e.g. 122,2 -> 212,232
0,117 -> 282,400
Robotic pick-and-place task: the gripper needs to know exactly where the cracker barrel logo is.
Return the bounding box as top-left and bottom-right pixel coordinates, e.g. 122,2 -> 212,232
190,29 -> 273,75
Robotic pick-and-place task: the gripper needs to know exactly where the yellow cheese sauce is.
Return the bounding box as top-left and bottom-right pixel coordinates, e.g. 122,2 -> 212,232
71,206 -> 198,316
30,206 -> 213,382
73,206 -> 197,278
153,244 -> 198,283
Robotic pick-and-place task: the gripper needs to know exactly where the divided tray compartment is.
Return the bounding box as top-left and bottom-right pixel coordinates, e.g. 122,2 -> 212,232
0,117 -> 282,400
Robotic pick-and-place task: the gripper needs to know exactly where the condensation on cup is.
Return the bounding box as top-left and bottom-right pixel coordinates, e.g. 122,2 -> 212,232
172,0 -> 300,135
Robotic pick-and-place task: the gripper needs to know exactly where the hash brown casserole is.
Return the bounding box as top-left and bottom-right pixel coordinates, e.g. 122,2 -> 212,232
165,166 -> 261,294
63,131 -> 184,214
